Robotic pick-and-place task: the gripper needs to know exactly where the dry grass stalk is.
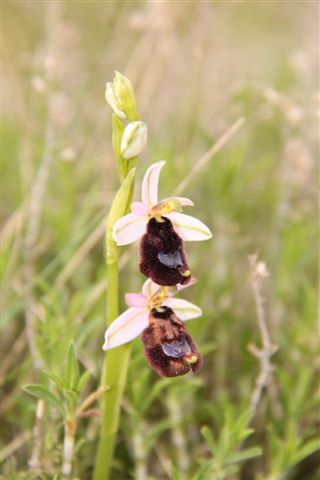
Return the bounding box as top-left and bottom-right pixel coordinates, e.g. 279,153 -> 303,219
167,393 -> 189,474
62,418 -> 76,477
28,400 -> 45,470
0,431 -> 32,463
22,2 -> 61,470
175,116 -> 245,195
248,254 -> 281,420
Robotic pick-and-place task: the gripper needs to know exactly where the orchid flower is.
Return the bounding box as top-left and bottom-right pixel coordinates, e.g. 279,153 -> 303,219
113,160 -> 212,246
102,279 -> 202,351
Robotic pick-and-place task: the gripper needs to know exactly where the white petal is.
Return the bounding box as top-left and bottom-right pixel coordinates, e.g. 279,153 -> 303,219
102,307 -> 148,350
142,278 -> 161,299
113,213 -> 147,246
165,279 -> 197,298
161,196 -> 194,207
131,201 -> 149,216
166,212 -> 212,241
163,298 -> 202,321
125,293 -> 147,308
141,160 -> 166,206
176,277 -> 198,292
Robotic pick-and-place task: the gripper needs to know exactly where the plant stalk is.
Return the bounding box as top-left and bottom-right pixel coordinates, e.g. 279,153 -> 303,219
93,258 -> 131,479
62,418 -> 76,477
94,169 -> 136,479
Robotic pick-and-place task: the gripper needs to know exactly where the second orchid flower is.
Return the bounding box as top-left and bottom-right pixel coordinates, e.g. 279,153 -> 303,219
103,279 -> 203,377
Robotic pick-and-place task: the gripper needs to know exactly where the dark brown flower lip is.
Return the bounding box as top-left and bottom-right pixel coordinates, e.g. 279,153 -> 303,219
139,217 -> 192,286
149,305 -> 173,320
141,306 -> 202,377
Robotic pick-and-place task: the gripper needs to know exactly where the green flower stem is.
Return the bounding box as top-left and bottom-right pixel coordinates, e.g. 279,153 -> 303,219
93,168 -> 136,480
93,261 -> 131,480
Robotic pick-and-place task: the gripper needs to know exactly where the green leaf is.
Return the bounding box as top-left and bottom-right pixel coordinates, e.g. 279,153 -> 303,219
143,419 -> 173,453
294,438 -> 320,464
239,428 -> 255,442
201,426 -> 216,456
23,384 -> 64,415
42,370 -> 65,390
63,389 -> 78,415
77,370 -> 91,393
112,114 -> 126,182
229,446 -> 262,464
171,465 -> 181,480
233,409 -> 252,434
64,341 -> 80,391
106,167 -> 136,264
192,461 -> 215,480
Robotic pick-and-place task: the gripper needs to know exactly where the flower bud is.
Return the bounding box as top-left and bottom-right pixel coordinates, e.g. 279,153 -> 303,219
105,82 -> 127,120
105,71 -> 138,121
120,121 -> 148,159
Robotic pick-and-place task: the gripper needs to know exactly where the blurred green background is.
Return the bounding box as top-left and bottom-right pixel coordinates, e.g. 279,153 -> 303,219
1,1 -> 319,479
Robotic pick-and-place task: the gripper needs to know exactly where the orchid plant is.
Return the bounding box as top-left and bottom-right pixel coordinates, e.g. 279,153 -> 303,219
94,72 -> 212,480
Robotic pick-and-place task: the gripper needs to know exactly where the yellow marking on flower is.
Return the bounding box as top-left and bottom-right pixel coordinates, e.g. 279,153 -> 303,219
185,354 -> 198,364
181,269 -> 191,277
162,200 -> 176,213
149,199 -> 182,219
148,286 -> 169,310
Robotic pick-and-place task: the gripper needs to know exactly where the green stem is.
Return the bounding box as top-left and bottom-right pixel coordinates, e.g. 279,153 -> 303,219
93,260 -> 131,480
93,168 -> 136,480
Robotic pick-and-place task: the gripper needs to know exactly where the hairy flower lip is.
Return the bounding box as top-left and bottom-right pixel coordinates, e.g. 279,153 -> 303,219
112,161 -> 212,246
141,306 -> 203,377
139,217 -> 192,286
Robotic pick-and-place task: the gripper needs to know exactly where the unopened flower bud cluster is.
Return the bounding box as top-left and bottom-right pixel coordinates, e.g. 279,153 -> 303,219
105,71 -> 147,159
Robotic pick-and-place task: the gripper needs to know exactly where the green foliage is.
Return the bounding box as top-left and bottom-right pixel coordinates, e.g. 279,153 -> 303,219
64,342 -> 80,391
24,341 -> 92,420
23,384 -> 65,416
106,167 -> 136,263
197,410 -> 262,480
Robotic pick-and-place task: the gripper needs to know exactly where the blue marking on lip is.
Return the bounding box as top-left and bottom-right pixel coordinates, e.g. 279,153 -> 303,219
162,339 -> 191,358
158,250 -> 183,269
